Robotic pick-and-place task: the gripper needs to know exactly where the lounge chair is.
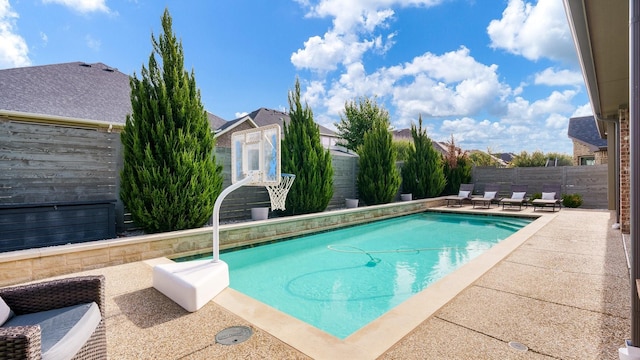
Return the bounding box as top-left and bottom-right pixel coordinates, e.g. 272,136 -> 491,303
444,183 -> 475,207
0,275 -> 107,360
471,184 -> 501,209
532,184 -> 562,212
500,184 -> 528,210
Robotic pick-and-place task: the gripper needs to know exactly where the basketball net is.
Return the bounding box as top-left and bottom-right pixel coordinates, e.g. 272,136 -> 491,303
266,174 -> 295,211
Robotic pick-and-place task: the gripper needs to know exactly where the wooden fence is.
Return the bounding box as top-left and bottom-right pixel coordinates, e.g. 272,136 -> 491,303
1,116 -> 609,252
0,119 -> 120,251
471,165 -> 608,208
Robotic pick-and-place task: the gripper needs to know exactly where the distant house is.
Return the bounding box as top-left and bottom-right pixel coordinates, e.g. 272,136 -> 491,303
391,129 -> 450,157
567,115 -> 608,165
215,107 -> 341,151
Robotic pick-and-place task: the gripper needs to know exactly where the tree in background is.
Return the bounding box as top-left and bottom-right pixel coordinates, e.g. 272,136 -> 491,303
280,78 -> 334,215
336,96 -> 389,152
469,150 -> 503,167
511,151 -> 572,167
442,135 -> 472,195
393,139 -> 414,162
401,116 -> 446,199
120,9 -> 222,233
356,116 -> 401,205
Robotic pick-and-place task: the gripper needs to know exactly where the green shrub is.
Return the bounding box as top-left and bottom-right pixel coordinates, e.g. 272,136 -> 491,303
120,9 -> 223,233
281,78 -> 334,215
356,118 -> 401,205
401,115 -> 446,199
561,193 -> 583,208
393,140 -> 414,162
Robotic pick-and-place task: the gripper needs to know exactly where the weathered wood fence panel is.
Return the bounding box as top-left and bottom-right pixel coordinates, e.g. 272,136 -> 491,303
0,120 -> 119,203
0,119 -> 118,251
471,165 -> 608,208
328,153 -> 358,209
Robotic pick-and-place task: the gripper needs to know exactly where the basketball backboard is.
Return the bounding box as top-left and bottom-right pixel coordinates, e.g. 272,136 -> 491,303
231,124 -> 281,186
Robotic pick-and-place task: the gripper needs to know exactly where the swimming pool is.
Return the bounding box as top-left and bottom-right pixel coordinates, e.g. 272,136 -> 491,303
180,212 -> 532,339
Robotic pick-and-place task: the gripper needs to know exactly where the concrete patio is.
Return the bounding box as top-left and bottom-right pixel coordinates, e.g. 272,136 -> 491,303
21,207 -> 630,359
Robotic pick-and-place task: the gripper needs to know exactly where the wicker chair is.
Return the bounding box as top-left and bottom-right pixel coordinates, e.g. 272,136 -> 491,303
0,275 -> 107,359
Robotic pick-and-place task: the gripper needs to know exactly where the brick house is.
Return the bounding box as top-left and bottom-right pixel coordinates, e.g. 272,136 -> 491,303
567,115 -> 608,165
564,0 -> 631,233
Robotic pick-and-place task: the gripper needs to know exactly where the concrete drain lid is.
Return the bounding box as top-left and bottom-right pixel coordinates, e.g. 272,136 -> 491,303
508,341 -> 528,352
215,326 -> 253,345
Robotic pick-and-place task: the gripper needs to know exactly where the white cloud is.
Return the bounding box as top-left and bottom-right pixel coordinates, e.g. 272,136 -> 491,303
303,47 -> 510,128
234,111 -> 249,118
43,0 -> 111,14
545,113 -> 568,129
534,67 -> 584,86
505,90 -> 576,124
291,32 -> 377,71
487,0 -> 576,64
571,103 -> 593,117
292,0 -> 442,72
0,0 -> 30,69
85,34 -> 101,51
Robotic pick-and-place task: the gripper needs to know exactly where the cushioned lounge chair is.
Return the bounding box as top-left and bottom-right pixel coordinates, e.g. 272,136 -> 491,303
0,275 -> 107,360
444,183 -> 475,207
532,184 -> 562,212
471,184 -> 501,209
500,184 -> 528,210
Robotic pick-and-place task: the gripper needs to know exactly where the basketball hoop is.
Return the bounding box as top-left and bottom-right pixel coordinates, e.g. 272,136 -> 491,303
266,173 -> 295,211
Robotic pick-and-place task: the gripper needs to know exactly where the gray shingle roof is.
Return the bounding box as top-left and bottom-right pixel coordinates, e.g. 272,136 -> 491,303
567,115 -> 607,151
0,62 -> 132,124
239,107 -> 336,136
0,61 -> 228,128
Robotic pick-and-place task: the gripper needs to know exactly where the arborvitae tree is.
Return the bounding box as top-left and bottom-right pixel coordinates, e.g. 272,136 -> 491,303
120,9 -> 222,233
336,96 -> 389,152
356,114 -> 401,205
280,78 -> 333,215
401,115 -> 446,199
442,135 -> 472,195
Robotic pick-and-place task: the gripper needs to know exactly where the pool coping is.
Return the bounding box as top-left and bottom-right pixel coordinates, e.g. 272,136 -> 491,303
202,209 -> 556,359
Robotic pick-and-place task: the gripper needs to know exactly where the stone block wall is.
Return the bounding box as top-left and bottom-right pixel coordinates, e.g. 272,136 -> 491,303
620,108 -> 630,233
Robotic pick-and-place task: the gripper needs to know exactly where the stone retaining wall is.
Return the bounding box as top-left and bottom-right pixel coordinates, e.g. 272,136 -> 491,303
0,198 -> 443,287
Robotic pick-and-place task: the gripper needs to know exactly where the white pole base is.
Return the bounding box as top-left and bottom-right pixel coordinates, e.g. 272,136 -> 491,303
620,340 -> 640,360
153,259 -> 229,312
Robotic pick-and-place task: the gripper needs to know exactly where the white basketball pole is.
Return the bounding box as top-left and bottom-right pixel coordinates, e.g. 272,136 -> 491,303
212,175 -> 254,262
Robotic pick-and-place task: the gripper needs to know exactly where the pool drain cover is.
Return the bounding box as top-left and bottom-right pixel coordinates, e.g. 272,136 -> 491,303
508,341 -> 528,352
215,326 -> 253,345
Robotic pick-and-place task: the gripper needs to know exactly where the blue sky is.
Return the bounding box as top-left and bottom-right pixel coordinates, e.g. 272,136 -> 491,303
0,0 -> 591,154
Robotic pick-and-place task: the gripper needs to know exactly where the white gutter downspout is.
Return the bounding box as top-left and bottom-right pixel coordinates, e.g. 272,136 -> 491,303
630,0 -> 640,348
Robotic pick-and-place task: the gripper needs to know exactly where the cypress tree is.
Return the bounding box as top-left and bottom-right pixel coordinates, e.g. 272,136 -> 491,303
401,115 -> 446,199
280,78 -> 334,215
120,8 -> 223,233
356,114 -> 401,205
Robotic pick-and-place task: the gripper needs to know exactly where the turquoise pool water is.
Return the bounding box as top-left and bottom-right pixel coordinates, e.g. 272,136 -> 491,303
182,212 -> 532,339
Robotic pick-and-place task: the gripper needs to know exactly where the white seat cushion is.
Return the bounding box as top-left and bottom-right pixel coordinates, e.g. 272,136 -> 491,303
458,190 -> 470,198
483,191 -> 496,199
3,302 -> 101,360
542,192 -> 556,200
511,192 -> 526,200
0,296 -> 12,326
